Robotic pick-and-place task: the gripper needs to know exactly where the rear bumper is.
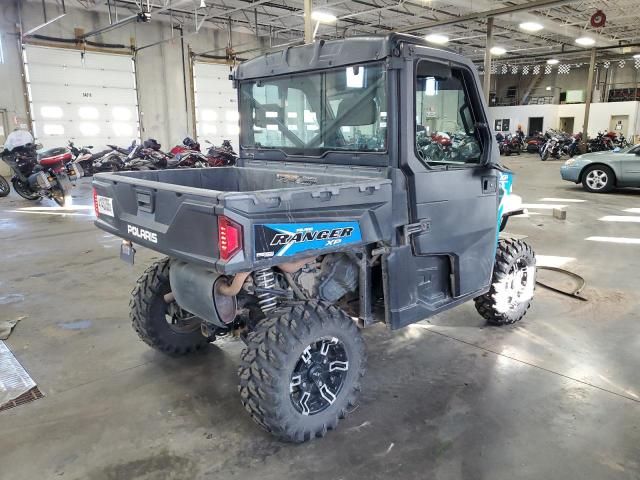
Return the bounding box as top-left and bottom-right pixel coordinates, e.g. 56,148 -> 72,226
560,165 -> 581,183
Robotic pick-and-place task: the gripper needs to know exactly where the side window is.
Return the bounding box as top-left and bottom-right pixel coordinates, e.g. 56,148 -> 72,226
415,61 -> 483,167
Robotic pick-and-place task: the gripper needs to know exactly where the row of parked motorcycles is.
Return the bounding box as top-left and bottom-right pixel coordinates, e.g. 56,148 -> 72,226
0,131 -> 237,206
496,129 -> 630,161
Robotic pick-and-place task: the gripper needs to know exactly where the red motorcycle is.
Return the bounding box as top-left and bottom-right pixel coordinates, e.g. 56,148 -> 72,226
167,137 -> 210,169
1,131 -> 81,206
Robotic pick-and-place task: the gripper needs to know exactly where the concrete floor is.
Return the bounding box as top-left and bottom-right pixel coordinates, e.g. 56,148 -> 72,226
1,155 -> 639,479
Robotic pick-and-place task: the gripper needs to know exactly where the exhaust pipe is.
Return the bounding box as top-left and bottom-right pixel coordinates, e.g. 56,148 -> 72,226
169,261 -> 239,327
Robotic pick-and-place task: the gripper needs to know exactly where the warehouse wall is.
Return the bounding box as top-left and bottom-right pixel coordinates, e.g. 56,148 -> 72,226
489,101 -> 640,139
0,0 -> 263,150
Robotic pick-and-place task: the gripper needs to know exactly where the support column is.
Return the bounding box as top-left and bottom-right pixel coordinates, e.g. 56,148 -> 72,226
582,48 -> 597,143
304,0 -> 313,44
483,16 -> 494,103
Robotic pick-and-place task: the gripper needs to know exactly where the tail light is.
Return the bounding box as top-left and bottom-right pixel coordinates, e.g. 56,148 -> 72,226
93,188 -> 99,216
218,215 -> 242,260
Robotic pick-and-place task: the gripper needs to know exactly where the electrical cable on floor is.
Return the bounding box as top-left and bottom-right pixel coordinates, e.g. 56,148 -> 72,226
536,266 -> 588,301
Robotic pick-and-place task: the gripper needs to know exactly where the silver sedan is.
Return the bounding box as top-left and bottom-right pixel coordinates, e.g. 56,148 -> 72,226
560,145 -> 640,193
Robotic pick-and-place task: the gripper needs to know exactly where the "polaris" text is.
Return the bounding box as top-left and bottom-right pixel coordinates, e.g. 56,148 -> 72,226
127,224 -> 158,244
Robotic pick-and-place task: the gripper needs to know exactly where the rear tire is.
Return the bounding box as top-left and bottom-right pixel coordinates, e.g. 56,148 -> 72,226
238,301 -> 366,442
51,188 -> 65,207
130,258 -> 209,355
474,239 -> 536,326
581,164 -> 615,193
11,178 -> 40,200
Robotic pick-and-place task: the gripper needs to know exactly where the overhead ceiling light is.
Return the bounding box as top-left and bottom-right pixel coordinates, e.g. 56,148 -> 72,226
490,46 -> 507,55
633,53 -> 640,59
575,37 -> 595,46
519,22 -> 544,32
199,0 -> 206,7
425,33 -> 449,45
547,59 -> 559,65
311,11 -> 337,23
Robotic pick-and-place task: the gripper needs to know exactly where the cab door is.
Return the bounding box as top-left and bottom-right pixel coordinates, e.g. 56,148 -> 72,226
385,47 -> 501,329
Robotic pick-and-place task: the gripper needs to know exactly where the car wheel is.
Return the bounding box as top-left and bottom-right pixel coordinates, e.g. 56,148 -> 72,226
582,165 -> 615,193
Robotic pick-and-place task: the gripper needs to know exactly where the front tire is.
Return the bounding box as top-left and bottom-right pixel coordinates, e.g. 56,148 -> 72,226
582,164 -> 615,193
0,176 -> 9,197
238,301 -> 366,442
474,239 -> 536,326
130,258 -> 209,355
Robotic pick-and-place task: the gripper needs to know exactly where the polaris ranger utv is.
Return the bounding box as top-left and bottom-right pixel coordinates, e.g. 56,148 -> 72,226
93,34 -> 535,442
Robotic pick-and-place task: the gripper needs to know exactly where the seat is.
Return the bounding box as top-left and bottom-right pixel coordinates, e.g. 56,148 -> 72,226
38,147 -> 72,167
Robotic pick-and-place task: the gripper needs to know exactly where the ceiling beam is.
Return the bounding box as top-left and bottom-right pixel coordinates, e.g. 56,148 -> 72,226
396,0 -> 580,32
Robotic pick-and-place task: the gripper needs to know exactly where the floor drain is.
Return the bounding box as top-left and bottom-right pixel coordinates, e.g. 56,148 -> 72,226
0,386 -> 44,412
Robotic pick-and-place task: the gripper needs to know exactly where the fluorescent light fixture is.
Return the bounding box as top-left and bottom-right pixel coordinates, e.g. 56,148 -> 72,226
545,86 -> 552,91
311,11 -> 337,23
519,22 -> 544,32
575,37 -> 595,46
547,59 -> 559,65
490,46 -> 507,55
624,208 -> 640,213
634,54 -> 640,59
425,33 -> 449,45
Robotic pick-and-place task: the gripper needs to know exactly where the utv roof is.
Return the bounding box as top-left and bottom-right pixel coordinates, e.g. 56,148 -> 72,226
233,33 -> 465,81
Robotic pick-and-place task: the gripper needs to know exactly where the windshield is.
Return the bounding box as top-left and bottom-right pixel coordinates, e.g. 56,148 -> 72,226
239,63 -> 387,155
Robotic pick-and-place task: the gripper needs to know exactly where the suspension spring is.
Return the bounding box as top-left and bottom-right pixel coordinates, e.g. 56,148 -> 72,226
253,268 -> 278,313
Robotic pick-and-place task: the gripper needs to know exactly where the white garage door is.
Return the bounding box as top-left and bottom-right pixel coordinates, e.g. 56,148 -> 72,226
193,61 -> 239,150
23,45 -> 140,150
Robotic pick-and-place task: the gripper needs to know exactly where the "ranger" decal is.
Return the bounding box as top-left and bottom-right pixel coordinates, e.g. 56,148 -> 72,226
254,222 -> 361,259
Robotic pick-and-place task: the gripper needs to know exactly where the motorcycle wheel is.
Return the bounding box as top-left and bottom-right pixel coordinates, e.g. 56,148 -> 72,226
11,178 -> 40,200
51,188 -> 66,207
541,151 -> 549,161
0,175 -> 10,197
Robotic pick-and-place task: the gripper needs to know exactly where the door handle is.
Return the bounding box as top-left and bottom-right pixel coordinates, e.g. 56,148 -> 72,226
482,176 -> 497,194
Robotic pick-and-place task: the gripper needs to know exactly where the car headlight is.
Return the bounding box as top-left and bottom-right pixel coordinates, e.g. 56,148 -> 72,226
564,158 -> 576,166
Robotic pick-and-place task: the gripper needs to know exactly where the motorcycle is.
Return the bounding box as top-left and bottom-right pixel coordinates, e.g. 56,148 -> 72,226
205,139 -> 237,166
587,132 -> 614,152
68,141 -> 114,176
565,133 -> 582,158
525,134 -> 545,153
167,137 -> 209,169
498,133 -> 521,156
122,139 -> 168,171
1,130 -> 81,206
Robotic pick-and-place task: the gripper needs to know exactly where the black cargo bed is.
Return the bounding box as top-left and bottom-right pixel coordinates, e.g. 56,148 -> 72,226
93,166 -> 394,273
